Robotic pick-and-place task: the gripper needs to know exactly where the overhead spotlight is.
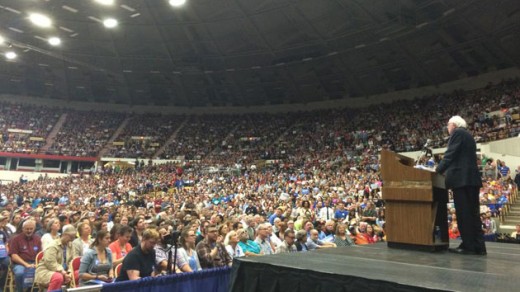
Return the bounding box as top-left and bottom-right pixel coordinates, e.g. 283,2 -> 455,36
29,13 -> 53,28
103,18 -> 118,28
94,0 -> 115,5
0,35 -> 4,45
5,51 -> 17,60
48,37 -> 61,46
169,0 -> 186,7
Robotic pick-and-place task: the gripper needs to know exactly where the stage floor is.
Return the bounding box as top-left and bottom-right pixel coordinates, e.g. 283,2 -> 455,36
231,241 -> 520,292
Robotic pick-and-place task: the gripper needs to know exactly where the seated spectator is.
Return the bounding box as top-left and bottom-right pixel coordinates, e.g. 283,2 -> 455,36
306,229 -> 336,250
196,224 -> 232,269
72,222 -> 93,259
449,220 -> 461,240
78,230 -> 114,286
333,223 -> 354,247
34,224 -> 76,291
129,217 -> 145,247
109,225 -> 133,268
8,219 -> 42,292
275,229 -> 297,254
177,228 -> 202,271
116,228 -> 160,282
355,222 -> 376,245
224,230 -> 244,259
41,217 -> 61,251
510,224 -> 520,240
236,229 -> 261,256
294,230 -> 309,252
254,223 -> 274,255
0,215 -> 11,287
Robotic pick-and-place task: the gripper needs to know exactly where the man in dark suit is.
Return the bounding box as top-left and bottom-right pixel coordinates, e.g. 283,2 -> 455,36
436,115 -> 486,255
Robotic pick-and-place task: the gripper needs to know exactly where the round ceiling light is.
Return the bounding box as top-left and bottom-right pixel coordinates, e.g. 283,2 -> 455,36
169,0 -> 186,7
5,51 -> 17,60
29,13 -> 53,28
48,37 -> 61,46
103,18 -> 118,28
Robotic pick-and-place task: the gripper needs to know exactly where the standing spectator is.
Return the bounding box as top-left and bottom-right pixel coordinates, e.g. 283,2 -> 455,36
8,219 -> 42,292
436,115 -> 486,255
514,166 -> 520,187
196,224 -> 232,269
498,161 -> 511,179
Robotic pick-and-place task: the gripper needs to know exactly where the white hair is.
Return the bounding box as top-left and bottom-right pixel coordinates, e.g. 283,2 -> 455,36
448,115 -> 467,128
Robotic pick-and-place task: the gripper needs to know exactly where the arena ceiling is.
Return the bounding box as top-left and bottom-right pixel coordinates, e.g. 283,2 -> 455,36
0,0 -> 519,107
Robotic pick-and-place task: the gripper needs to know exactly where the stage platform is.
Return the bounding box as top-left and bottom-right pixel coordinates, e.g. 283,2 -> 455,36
230,241 -> 520,292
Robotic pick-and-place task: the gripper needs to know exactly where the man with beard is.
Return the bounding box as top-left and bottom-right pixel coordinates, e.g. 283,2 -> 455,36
116,228 -> 160,281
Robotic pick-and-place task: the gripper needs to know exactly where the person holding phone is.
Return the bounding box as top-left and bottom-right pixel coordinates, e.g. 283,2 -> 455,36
78,230 -> 114,285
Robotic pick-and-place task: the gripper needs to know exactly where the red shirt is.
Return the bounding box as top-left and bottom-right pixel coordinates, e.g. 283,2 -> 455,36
8,233 -> 42,262
109,240 -> 132,259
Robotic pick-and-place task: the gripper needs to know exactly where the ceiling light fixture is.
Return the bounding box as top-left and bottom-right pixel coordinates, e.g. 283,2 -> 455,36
94,0 -> 115,5
0,35 -> 4,45
48,37 -> 61,46
5,51 -> 17,60
169,0 -> 186,7
29,13 -> 53,28
103,18 -> 118,28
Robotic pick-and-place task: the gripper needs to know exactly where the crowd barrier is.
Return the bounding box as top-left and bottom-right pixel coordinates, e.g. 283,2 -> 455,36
57,267 -> 232,292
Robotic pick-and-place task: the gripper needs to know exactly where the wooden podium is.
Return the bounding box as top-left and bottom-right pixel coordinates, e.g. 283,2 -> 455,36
381,150 -> 449,251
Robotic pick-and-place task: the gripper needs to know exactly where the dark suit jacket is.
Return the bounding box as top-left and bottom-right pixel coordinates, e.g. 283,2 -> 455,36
436,127 -> 482,189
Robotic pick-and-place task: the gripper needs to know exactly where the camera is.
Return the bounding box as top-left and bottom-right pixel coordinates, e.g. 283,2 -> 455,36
163,230 -> 181,246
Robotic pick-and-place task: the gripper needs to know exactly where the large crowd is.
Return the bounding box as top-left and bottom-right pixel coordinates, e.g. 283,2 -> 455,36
0,78 -> 518,290
0,79 -> 518,160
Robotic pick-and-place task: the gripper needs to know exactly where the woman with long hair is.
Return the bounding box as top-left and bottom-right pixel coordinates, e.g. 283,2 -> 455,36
333,223 -> 354,247
108,225 -> 133,267
224,230 -> 244,259
177,227 -> 201,272
78,230 -> 114,286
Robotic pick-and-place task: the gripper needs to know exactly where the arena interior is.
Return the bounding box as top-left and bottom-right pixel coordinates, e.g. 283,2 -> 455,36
0,0 -> 519,291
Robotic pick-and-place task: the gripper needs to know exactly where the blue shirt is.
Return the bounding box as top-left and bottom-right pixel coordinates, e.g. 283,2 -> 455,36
335,210 -> 349,220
